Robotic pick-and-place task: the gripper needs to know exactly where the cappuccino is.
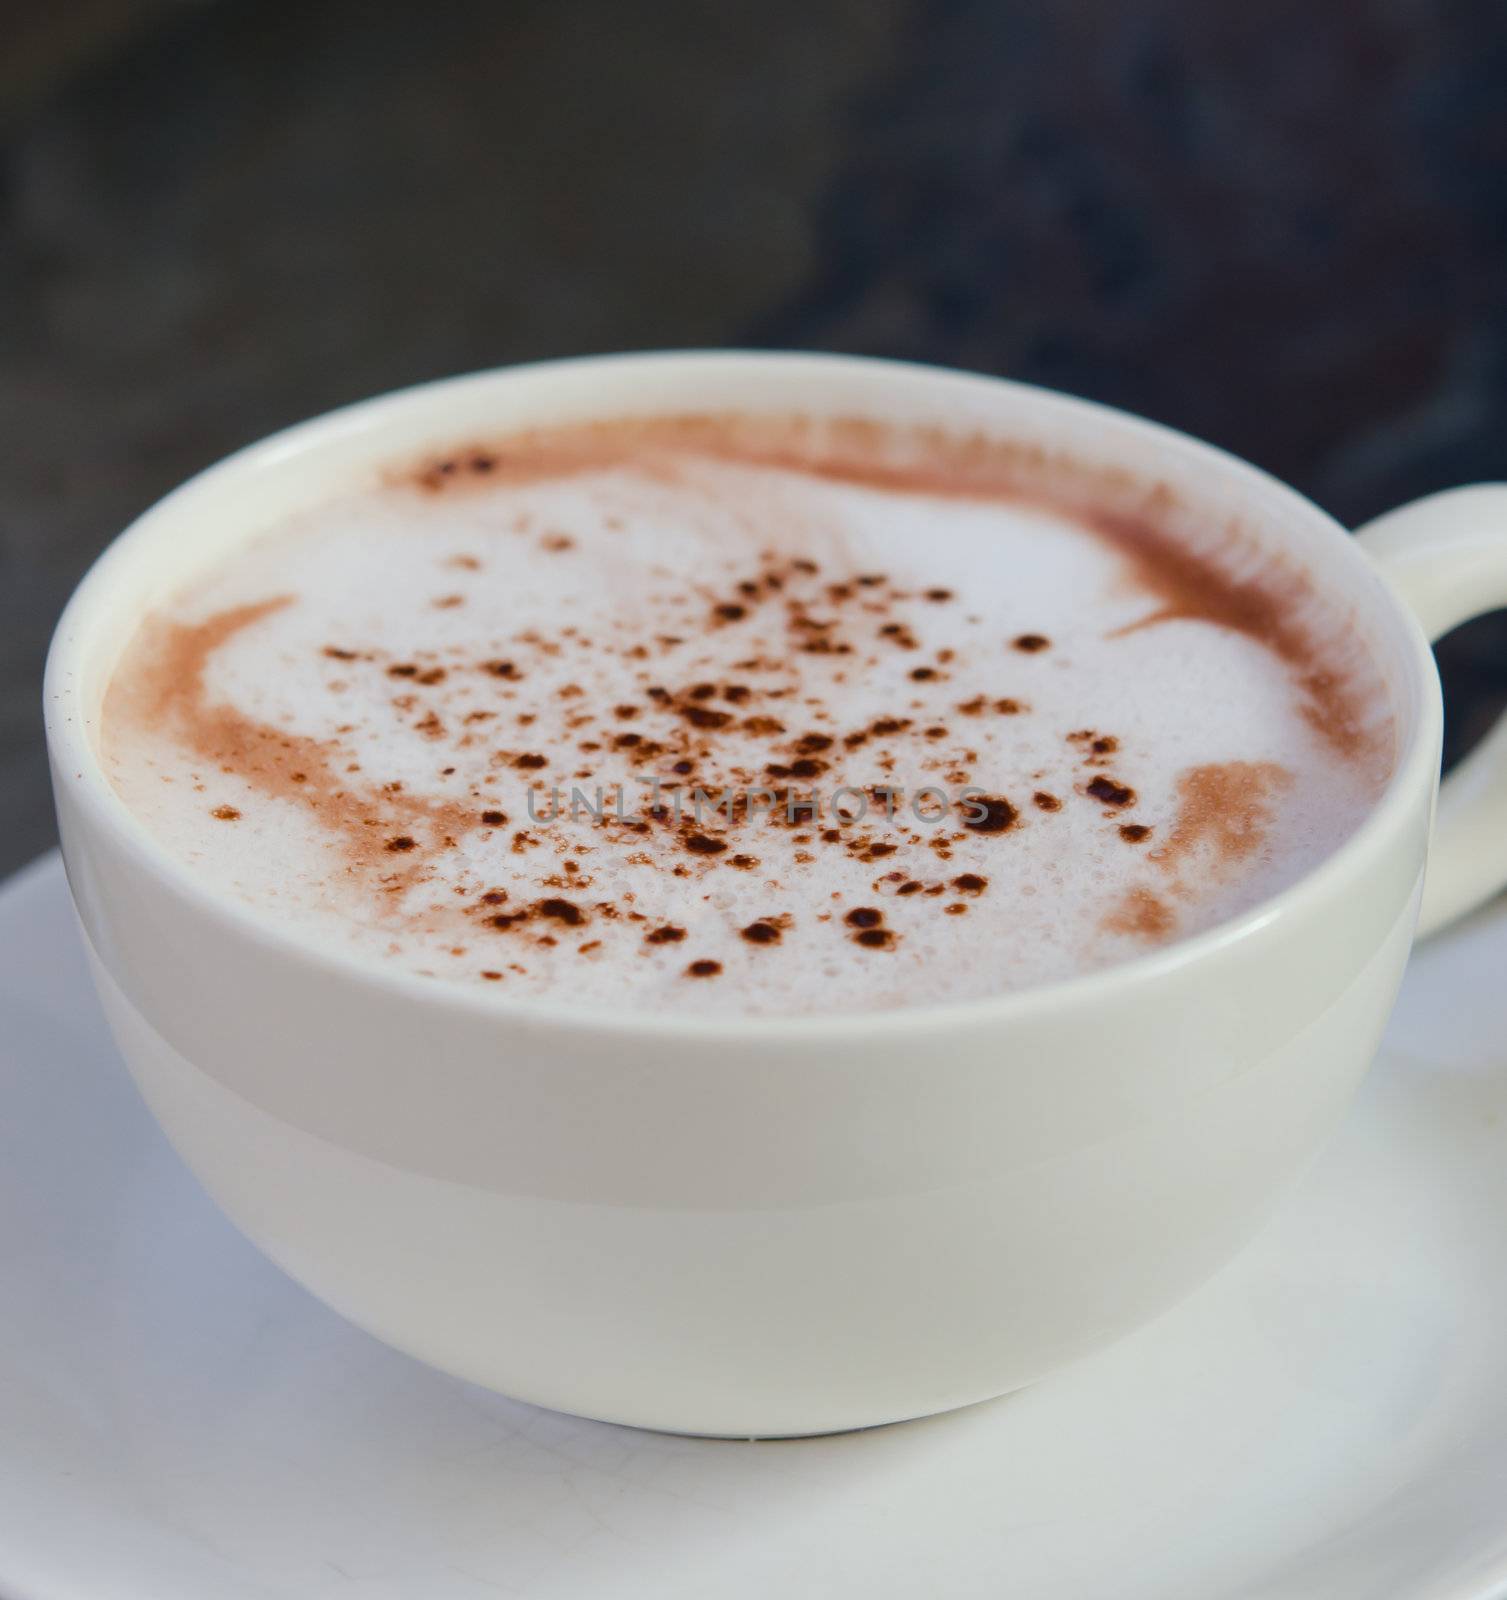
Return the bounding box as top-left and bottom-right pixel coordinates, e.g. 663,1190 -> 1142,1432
100,413 -> 1395,1013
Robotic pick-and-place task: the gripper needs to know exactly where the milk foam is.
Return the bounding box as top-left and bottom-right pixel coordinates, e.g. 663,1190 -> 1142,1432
100,416 -> 1396,1015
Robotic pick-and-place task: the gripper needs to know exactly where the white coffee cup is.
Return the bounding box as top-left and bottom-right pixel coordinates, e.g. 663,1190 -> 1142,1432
44,352 -> 1507,1437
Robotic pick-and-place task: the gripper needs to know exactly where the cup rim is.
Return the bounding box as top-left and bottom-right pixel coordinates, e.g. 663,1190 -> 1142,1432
44,348 -> 1440,1041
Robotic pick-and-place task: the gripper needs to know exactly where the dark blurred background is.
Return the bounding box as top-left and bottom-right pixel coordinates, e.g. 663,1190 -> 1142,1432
4,0 -> 1506,879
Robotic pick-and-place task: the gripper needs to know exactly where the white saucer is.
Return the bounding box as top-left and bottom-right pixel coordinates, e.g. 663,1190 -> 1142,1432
3,852 -> 1506,1600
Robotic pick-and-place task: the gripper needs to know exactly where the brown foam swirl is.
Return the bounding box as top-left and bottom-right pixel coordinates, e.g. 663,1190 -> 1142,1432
1099,760 -> 1295,949
116,596 -> 482,889
1102,886 -> 1177,942
1151,761 -> 1296,875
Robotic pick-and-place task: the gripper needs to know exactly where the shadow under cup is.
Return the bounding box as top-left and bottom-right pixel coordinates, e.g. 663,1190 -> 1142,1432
44,352 -> 1436,1436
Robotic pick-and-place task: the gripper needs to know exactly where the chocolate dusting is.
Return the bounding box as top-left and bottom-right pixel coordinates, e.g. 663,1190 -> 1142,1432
1086,775 -> 1135,808
407,415 -> 1378,736
392,412 -> 1389,774
104,409 -> 1393,1005
964,796 -> 1018,834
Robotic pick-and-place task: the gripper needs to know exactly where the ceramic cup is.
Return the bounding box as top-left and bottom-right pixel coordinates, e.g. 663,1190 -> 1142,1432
44,353 -> 1507,1436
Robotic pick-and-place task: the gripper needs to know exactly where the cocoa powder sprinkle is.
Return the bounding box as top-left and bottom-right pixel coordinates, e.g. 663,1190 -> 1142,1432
683,705 -> 733,730
537,898 -> 585,926
104,412 -> 1392,1009
964,796 -> 1018,834
1086,775 -> 1136,808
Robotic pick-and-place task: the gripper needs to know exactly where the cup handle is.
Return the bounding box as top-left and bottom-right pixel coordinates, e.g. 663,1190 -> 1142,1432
1354,484 -> 1507,936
